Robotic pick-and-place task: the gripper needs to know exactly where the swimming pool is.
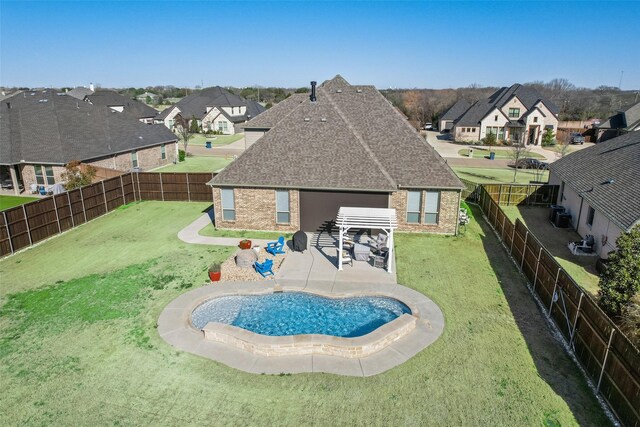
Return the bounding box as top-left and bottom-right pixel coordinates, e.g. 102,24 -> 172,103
191,292 -> 411,337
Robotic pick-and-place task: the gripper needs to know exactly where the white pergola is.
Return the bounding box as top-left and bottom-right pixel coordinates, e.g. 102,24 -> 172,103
336,207 -> 398,273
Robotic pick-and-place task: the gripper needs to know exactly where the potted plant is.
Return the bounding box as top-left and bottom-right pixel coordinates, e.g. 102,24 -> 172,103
239,239 -> 252,250
208,262 -> 222,282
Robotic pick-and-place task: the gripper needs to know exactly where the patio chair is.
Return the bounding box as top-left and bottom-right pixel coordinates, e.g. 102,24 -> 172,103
459,208 -> 470,225
370,233 -> 387,254
572,234 -> 595,254
266,236 -> 286,255
254,259 -> 274,277
340,249 -> 353,267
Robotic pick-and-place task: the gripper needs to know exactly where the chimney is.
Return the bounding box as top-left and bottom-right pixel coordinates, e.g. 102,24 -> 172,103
89,83 -> 95,92
310,81 -> 317,102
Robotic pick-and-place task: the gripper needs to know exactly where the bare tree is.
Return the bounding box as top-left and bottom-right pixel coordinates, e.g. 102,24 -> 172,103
508,132 -> 533,183
174,114 -> 193,153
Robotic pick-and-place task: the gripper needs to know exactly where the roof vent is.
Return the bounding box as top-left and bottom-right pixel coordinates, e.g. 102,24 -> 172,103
310,81 -> 317,102
321,118 -> 327,122
336,89 -> 342,93
304,117 -> 310,122
38,99 -> 48,103
356,89 -> 362,93
603,179 -> 615,184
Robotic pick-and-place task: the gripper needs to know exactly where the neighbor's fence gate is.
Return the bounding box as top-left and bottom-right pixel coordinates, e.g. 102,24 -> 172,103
0,172 -> 216,257
476,185 -> 640,427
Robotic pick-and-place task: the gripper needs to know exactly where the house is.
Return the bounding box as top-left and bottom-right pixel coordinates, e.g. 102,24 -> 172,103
84,89 -> 159,124
448,84 -> 559,145
66,84 -> 95,100
596,101 -> 640,142
548,131 -> 640,259
439,99 -> 470,133
154,87 -> 266,135
0,90 -> 178,194
208,76 -> 464,234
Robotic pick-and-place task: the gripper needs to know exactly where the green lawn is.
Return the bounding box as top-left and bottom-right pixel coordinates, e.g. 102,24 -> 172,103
458,148 -> 544,159
187,134 -> 243,147
0,195 -> 40,211
199,224 -> 292,240
153,156 -> 233,172
453,166 -> 549,184
0,202 -> 607,425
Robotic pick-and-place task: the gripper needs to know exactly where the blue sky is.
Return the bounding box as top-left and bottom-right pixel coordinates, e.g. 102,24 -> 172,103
1,1 -> 639,89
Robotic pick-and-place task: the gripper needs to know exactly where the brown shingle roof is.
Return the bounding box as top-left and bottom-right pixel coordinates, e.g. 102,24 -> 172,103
210,76 -> 463,192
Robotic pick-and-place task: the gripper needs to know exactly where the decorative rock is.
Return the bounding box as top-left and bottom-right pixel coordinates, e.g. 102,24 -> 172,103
236,249 -> 258,268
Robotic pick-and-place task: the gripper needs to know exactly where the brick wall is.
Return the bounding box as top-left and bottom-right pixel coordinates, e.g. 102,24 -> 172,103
213,187 -> 300,232
88,142 -> 177,172
391,189 -> 460,234
19,164 -> 66,190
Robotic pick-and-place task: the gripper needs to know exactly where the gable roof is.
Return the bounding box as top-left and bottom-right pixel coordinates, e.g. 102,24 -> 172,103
210,76 -> 463,192
242,93 -> 307,129
0,90 -> 177,166
454,84 -> 559,127
155,86 -> 266,121
550,131 -> 640,231
67,86 -> 94,100
85,90 -> 158,119
598,102 -> 640,131
440,99 -> 471,121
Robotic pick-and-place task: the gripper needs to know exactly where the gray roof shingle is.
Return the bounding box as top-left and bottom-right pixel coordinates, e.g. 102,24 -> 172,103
550,131 -> 640,231
598,102 -> 640,131
0,90 -> 177,165
440,99 -> 471,121
210,76 -> 463,192
155,87 -> 266,121
86,90 -> 158,119
66,87 -> 94,100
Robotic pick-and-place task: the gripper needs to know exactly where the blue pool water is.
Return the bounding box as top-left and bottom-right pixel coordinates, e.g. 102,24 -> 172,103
191,292 -> 411,337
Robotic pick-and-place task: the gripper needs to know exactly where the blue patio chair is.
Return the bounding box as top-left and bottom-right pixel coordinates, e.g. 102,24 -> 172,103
265,236 -> 286,255
254,259 -> 274,277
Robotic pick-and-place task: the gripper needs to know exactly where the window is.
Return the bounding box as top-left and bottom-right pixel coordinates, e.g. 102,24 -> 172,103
217,121 -> 228,132
533,116 -> 538,123
486,126 -> 505,140
508,108 -> 520,118
275,190 -> 290,224
406,191 -> 421,223
586,206 -> 595,227
221,188 -> 235,221
424,191 -> 440,224
131,150 -> 138,168
161,144 -> 166,160
494,115 -> 498,121
34,165 -> 55,185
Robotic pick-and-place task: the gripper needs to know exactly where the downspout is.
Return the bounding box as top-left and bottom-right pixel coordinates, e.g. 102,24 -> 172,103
455,191 -> 461,235
575,196 -> 584,233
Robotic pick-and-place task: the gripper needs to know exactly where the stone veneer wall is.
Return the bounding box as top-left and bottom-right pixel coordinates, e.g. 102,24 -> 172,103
203,314 -> 417,358
391,189 -> 460,234
213,187 -> 300,232
19,165 -> 66,190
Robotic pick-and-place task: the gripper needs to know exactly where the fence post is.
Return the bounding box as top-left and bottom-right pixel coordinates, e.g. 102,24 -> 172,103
101,181 -> 109,212
52,195 -> 61,234
533,247 -> 543,291
67,191 -> 75,227
136,172 -> 142,201
501,215 -> 507,240
79,187 -> 87,223
510,225 -> 516,254
186,173 -> 191,202
520,230 -> 529,270
211,172 -> 215,202
2,211 -> 14,254
21,204 -> 32,245
596,328 -> 615,393
498,185 -> 503,206
570,292 -> 584,346
549,268 -> 561,314
159,173 -> 164,201
119,175 -> 126,205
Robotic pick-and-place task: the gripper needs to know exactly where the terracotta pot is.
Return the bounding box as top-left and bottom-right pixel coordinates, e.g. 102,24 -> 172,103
239,239 -> 252,250
208,271 -> 221,282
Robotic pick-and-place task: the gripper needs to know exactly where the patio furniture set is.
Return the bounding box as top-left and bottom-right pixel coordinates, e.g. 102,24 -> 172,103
340,232 -> 390,269
252,236 -> 286,278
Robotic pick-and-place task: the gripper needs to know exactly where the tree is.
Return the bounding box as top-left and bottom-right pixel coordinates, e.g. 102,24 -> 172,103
61,160 -> 96,190
507,132 -> 532,183
541,128 -> 556,146
189,115 -> 200,134
598,225 -> 640,317
483,131 -> 497,148
174,115 -> 193,153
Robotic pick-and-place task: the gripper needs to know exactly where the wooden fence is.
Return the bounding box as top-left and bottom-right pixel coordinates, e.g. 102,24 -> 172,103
460,179 -> 559,207
0,172 -> 216,257
477,185 -> 639,427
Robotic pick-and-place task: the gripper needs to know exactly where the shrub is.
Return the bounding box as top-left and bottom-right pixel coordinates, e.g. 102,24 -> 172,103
208,262 -> 222,272
619,301 -> 640,347
598,225 -> 640,316
541,128 -> 556,146
482,132 -> 497,148
178,150 -> 186,162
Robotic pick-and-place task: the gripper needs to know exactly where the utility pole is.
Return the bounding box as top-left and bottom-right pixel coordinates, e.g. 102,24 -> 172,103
618,70 -> 624,89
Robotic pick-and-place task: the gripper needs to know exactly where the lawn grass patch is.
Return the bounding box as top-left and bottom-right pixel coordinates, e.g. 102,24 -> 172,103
0,195 -> 40,211
153,155 -> 233,173
453,166 -> 549,184
198,224 -> 292,240
458,148 -> 544,159
0,202 -> 608,425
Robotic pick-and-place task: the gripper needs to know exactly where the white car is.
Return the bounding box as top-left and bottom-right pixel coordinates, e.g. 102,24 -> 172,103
423,123 -> 433,130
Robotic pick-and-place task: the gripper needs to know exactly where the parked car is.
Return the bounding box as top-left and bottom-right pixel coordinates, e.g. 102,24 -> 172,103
423,123 -> 433,130
570,132 -> 585,144
514,158 -> 549,170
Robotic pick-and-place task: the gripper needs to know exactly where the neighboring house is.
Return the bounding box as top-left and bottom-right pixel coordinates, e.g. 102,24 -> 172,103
208,76 -> 464,234
548,131 -> 640,259
154,87 -> 266,135
85,90 -> 159,124
439,99 -> 470,133
596,102 -> 640,142
136,91 -> 159,104
67,84 -> 95,100
448,84 -> 559,144
0,90 -> 178,194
